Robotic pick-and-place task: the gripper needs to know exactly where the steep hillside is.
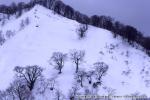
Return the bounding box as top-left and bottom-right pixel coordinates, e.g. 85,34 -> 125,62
0,5 -> 150,99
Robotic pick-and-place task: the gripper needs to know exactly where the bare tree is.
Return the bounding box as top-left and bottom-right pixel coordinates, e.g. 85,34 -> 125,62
77,24 -> 88,39
7,79 -> 30,100
47,77 -> 57,91
50,52 -> 67,74
34,78 -> 46,95
19,17 -> 30,30
1,19 -> 5,26
68,84 -> 80,100
20,20 -> 25,30
0,90 -> 8,100
14,65 -> 43,91
106,87 -> 116,97
5,87 -> 15,100
70,50 -> 85,73
86,70 -> 95,84
54,89 -> 65,100
36,77 -> 57,95
0,32 -> 5,45
25,17 -> 30,25
6,30 -> 15,38
75,69 -> 86,87
94,62 -> 109,82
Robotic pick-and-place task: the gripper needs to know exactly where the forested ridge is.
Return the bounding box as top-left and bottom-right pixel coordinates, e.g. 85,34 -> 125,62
0,0 -> 149,55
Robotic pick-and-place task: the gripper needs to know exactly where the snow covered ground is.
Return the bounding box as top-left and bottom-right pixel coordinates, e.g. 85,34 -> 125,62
0,5 -> 150,99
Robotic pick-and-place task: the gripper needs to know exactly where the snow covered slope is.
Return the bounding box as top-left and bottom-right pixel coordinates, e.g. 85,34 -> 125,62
0,5 -> 150,98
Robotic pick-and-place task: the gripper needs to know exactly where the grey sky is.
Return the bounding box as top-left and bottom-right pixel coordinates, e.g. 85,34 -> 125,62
0,0 -> 150,36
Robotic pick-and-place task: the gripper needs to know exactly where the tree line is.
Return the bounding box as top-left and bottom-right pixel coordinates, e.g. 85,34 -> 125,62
0,0 -> 149,55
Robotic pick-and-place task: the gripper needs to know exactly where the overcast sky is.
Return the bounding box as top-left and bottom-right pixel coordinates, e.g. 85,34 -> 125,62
0,0 -> 150,36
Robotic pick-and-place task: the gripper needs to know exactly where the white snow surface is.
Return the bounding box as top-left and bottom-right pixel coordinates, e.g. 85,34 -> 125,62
0,5 -> 150,98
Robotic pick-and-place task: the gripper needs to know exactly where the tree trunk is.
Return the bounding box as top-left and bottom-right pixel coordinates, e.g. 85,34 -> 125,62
76,65 -> 78,73
81,78 -> 83,87
59,68 -> 62,74
76,60 -> 79,73
28,82 -> 34,91
18,91 -> 22,100
89,80 -> 92,84
70,97 -> 74,100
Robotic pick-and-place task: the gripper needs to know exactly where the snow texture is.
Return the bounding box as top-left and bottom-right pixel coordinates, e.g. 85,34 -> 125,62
0,5 -> 150,98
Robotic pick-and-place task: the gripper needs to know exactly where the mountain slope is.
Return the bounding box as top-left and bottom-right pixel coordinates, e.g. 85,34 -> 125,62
0,5 -> 150,98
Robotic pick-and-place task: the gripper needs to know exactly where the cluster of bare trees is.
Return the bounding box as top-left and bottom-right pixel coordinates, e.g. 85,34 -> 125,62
20,17 -> 30,30
50,50 -> 109,99
0,50 -> 109,100
75,62 -> 108,88
0,2 -> 32,18
45,50 -> 109,99
0,50 -> 82,99
0,65 -> 65,100
6,30 -> 15,39
0,65 -> 43,100
0,30 -> 15,45
50,50 -> 109,88
68,62 -> 109,100
0,17 -> 29,46
50,50 -> 85,74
